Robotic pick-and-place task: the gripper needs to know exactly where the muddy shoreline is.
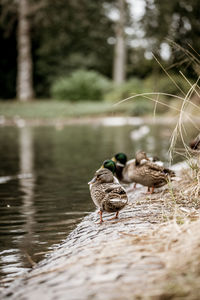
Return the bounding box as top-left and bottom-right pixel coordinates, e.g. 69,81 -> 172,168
3,160 -> 198,300
2,186 -> 162,299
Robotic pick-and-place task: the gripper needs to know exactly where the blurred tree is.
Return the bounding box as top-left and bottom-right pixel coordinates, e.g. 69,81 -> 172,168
142,0 -> 200,76
0,0 -> 17,99
17,0 -> 34,101
0,0 -> 116,98
32,0 -> 116,97
113,0 -> 127,84
0,0 -> 35,101
1,0 -> 199,100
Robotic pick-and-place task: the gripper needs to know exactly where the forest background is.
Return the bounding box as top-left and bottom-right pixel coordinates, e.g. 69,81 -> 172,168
0,0 -> 199,117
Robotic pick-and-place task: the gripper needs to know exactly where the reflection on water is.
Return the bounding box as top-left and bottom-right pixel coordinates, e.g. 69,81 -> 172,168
19,127 -> 36,271
0,121 -> 197,287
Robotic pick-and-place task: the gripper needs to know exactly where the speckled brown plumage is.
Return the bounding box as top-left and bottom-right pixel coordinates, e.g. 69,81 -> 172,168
128,151 -> 176,193
113,152 -> 164,185
88,168 -> 128,223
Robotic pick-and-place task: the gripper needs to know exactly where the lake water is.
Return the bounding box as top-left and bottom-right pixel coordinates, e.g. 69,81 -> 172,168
0,118 -> 196,287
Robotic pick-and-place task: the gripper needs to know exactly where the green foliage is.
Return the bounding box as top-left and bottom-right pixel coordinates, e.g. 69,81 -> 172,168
103,73 -> 193,115
144,74 -> 192,98
50,70 -> 111,101
1,0 -> 200,98
0,0 -> 116,98
130,100 -> 153,116
104,78 -> 146,102
104,73 -> 192,105
104,77 -> 154,116
142,0 -> 200,76
33,0 -> 115,97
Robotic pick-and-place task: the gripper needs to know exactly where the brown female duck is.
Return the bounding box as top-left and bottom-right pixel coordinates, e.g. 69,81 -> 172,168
88,166 -> 128,223
128,151 -> 175,193
112,152 -> 164,187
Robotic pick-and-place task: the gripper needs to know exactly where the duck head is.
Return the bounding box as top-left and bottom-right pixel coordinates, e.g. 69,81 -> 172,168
135,151 -> 149,165
88,168 -> 114,185
102,159 -> 116,174
112,153 -> 127,166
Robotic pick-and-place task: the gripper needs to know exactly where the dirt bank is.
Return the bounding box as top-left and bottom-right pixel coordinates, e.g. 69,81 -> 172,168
2,162 -> 200,300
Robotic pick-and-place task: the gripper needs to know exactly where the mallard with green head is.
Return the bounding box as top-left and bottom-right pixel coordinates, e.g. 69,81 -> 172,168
98,159 -> 119,184
112,152 -> 164,186
112,152 -> 137,184
88,162 -> 128,223
128,151 -> 175,194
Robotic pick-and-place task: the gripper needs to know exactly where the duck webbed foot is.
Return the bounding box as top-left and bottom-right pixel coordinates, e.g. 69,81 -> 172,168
108,211 -> 119,221
127,182 -> 137,192
146,186 -> 154,194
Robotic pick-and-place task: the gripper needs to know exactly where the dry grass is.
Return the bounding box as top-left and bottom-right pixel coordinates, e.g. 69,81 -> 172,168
140,219 -> 200,300
115,43 -> 200,202
114,47 -> 200,299
114,46 -> 200,162
123,167 -> 200,299
119,171 -> 200,299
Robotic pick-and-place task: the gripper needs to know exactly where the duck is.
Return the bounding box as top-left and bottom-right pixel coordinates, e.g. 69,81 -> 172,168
88,165 -> 128,224
189,133 -> 200,150
112,152 -> 164,186
127,151 -> 175,194
111,153 -> 133,184
98,159 -> 120,184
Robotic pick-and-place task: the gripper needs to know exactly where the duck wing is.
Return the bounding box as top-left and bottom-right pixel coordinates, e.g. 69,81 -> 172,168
103,184 -> 128,212
105,184 -> 127,197
145,161 -> 175,177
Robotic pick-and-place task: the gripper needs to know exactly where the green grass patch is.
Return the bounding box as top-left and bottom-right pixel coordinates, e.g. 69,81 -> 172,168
0,100 -> 141,120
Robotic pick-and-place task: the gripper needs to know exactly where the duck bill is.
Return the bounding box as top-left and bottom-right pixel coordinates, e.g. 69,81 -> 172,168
88,176 -> 97,185
96,165 -> 104,172
111,157 -> 117,163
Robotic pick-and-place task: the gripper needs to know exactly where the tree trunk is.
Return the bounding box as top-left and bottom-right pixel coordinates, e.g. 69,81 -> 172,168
113,0 -> 126,84
17,0 -> 34,101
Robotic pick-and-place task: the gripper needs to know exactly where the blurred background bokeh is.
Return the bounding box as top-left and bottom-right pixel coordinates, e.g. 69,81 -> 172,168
0,0 -> 200,288
0,0 -> 199,113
